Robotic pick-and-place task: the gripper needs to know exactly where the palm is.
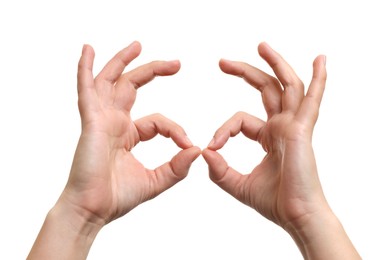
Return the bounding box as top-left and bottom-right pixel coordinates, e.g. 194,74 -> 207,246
247,113 -> 321,226
71,114 -> 145,222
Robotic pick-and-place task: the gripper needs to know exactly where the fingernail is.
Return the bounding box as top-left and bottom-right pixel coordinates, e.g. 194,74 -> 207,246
129,41 -> 141,49
169,59 -> 181,67
207,137 -> 215,148
185,135 -> 193,146
82,44 -> 87,54
261,41 -> 271,49
323,55 -> 327,66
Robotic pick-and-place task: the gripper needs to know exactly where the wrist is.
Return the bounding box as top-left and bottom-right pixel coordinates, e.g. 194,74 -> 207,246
50,197 -> 104,243
27,198 -> 104,259
284,208 -> 361,260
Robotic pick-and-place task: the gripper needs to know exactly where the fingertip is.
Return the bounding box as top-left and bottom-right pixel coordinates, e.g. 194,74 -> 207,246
171,146 -> 202,178
126,41 -> 142,59
172,129 -> 194,149
187,145 -> 202,158
258,41 -> 275,61
201,148 -> 231,184
201,147 -> 211,159
219,58 -> 227,72
259,41 -> 269,47
170,59 -> 181,66
155,60 -> 181,76
168,59 -> 181,73
207,137 -> 224,151
201,148 -> 222,166
201,148 -> 211,162
130,40 -> 142,51
219,58 -> 230,66
207,137 -> 216,149
207,131 -> 227,150
183,135 -> 193,148
313,55 -> 327,79
82,44 -> 88,54
81,44 -> 94,58
258,41 -> 269,54
219,58 -> 236,74
314,54 -> 326,66
179,146 -> 202,162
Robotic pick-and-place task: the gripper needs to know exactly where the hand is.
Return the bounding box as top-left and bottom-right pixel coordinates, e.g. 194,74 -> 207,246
203,42 -> 327,228
203,43 -> 360,259
27,42 -> 201,259
62,41 -> 201,225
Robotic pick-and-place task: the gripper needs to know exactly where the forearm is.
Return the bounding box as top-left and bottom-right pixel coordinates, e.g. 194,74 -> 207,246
27,199 -> 103,260
285,209 -> 361,260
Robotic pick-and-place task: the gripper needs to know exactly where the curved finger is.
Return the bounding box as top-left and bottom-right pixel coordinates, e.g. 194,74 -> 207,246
202,149 -> 247,202
258,42 -> 304,113
147,146 -> 201,198
134,113 -> 193,149
207,112 -> 265,150
219,59 -> 283,118
113,60 -> 180,111
95,41 -> 142,85
119,60 -> 181,90
77,44 -> 95,94
297,55 -> 327,127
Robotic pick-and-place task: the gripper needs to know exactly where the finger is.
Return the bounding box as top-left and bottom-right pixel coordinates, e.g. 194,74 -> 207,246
207,112 -> 265,150
77,44 -> 95,94
219,59 -> 283,118
134,113 -> 193,149
202,149 -> 247,201
112,60 -> 181,111
297,55 -> 327,127
119,60 -> 181,90
148,146 -> 201,198
95,41 -> 142,85
77,45 -> 100,123
258,42 -> 304,113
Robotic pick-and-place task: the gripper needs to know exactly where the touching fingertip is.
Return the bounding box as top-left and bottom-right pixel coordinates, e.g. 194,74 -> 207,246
207,137 -> 216,149
201,148 -> 213,162
184,135 -> 193,146
192,147 -> 202,160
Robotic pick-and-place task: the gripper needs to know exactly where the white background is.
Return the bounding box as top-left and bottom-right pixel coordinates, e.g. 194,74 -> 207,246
1,0 -> 389,259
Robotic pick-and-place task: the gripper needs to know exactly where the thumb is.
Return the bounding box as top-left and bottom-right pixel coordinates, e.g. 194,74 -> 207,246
202,148 -> 245,200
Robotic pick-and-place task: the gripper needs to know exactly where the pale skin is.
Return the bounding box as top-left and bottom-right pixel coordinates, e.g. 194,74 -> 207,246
27,41 -> 201,259
202,42 -> 361,259
28,42 -> 360,260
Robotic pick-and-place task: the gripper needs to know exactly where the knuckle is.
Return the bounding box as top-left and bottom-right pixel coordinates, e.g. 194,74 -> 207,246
233,111 -> 246,118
